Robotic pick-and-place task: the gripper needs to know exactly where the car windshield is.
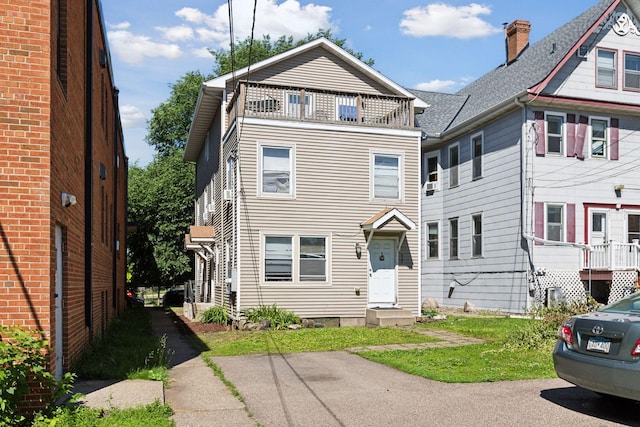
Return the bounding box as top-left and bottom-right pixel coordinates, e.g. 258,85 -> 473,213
599,292 -> 640,314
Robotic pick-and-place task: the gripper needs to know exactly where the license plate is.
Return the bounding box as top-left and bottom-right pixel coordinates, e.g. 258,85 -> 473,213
587,338 -> 611,353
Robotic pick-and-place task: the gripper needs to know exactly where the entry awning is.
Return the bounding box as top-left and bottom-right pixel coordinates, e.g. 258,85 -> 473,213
184,226 -> 215,259
360,208 -> 416,249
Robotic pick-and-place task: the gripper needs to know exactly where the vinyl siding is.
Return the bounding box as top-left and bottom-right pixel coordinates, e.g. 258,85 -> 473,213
233,121 -> 420,318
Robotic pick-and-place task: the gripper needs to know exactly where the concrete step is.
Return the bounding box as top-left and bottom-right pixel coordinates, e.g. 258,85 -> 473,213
366,308 -> 415,327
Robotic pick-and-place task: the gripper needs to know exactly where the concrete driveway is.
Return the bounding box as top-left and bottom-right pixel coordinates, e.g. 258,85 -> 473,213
211,351 -> 640,427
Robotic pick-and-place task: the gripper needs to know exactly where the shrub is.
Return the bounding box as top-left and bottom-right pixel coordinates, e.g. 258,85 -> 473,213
0,326 -> 76,426
243,304 -> 300,330
201,306 -> 229,325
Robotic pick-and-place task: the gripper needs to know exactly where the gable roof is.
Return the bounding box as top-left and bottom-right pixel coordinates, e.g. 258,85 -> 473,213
415,0 -> 618,137
184,38 -> 428,162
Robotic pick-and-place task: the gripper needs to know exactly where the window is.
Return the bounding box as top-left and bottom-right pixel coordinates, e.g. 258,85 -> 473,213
426,155 -> 438,183
286,92 -> 313,118
624,52 -> 640,90
590,117 -> 608,158
373,154 -> 400,199
226,157 -> 235,191
628,214 -> 640,243
449,144 -> 459,188
265,236 -> 292,281
546,204 -> 564,242
299,237 -> 326,281
471,133 -> 483,180
264,235 -> 328,282
56,0 -> 67,90
546,114 -> 564,154
426,222 -> 439,259
261,146 -> 292,194
336,95 -> 358,122
449,218 -> 458,259
597,49 -> 616,88
472,214 -> 482,257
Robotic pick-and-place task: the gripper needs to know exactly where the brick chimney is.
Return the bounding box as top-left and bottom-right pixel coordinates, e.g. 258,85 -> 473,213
505,20 -> 531,64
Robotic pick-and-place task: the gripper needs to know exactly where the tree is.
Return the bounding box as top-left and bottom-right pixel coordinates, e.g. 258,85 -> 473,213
127,150 -> 195,289
146,71 -> 212,156
211,29 -> 374,76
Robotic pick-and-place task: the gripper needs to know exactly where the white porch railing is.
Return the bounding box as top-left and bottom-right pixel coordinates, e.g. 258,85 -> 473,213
582,241 -> 640,270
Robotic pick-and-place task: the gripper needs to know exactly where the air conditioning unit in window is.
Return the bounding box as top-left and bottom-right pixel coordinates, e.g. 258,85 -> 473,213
223,189 -> 233,202
424,181 -> 440,193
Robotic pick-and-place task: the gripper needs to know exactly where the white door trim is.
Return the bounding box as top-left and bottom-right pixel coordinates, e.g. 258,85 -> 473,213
55,226 -> 64,380
367,237 -> 398,308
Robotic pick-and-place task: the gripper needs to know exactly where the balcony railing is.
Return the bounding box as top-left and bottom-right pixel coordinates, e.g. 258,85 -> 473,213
226,81 -> 414,129
582,241 -> 640,270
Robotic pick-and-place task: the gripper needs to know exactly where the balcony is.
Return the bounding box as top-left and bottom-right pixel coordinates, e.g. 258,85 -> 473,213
582,241 -> 640,271
227,81 -> 415,129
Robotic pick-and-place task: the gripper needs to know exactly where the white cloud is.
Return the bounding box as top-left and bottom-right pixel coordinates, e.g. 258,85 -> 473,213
119,104 -> 146,130
110,21 -> 131,30
191,47 -> 214,59
107,29 -> 183,64
415,79 -> 458,92
178,0 -> 334,48
155,25 -> 195,42
400,3 -> 501,39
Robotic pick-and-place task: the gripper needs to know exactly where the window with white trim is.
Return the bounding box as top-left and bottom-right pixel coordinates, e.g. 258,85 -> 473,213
426,222 -> 439,259
546,204 -> 564,242
546,113 -> 564,155
286,92 -> 313,118
472,213 -> 482,257
260,145 -> 293,195
264,235 -> 328,283
449,143 -> 459,188
449,218 -> 458,259
624,52 -> 640,90
597,48 -> 616,88
590,117 -> 609,158
373,153 -> 400,199
471,133 -> 483,180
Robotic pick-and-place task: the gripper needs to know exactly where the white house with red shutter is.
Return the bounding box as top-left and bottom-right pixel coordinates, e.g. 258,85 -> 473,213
415,0 -> 640,312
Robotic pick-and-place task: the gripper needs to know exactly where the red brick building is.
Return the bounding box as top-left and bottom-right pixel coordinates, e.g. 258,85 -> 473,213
0,0 -> 127,384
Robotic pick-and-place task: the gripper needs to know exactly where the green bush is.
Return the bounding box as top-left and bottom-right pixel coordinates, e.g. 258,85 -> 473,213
243,304 -> 300,330
201,306 -> 229,325
0,326 -> 75,426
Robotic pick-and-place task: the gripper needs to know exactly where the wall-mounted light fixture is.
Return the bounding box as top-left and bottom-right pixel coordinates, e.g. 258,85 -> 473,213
615,184 -> 624,198
355,242 -> 362,259
61,193 -> 77,208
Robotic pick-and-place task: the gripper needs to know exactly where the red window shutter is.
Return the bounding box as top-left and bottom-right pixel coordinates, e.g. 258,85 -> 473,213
574,115 -> 588,159
567,203 -> 576,243
535,202 -> 544,245
610,118 -> 619,160
534,111 -> 545,156
566,114 -> 576,157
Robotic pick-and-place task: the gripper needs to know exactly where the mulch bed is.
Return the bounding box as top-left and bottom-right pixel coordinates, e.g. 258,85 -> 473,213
166,309 -> 229,335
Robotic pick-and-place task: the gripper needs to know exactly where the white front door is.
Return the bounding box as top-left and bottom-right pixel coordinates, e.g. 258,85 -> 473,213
368,238 -> 397,307
590,210 -> 608,245
55,226 -> 63,379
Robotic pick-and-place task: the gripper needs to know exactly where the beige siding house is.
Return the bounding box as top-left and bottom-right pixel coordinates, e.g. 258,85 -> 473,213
184,38 -> 427,326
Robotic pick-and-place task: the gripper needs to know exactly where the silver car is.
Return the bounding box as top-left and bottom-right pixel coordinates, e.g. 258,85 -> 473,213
553,292 -> 640,401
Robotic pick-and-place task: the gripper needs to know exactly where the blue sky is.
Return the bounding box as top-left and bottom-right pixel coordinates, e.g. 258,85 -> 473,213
100,0 -> 597,166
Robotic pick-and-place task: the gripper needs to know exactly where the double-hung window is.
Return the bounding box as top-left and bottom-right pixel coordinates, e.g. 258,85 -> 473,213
336,95 -> 359,122
590,117 -> 609,158
260,145 -> 293,195
472,214 -> 482,257
373,153 -> 400,199
546,114 -> 564,155
597,49 -> 616,88
546,204 -> 564,242
449,143 -> 459,188
426,222 -> 439,259
264,235 -> 327,282
449,218 -> 458,259
624,52 -> 640,90
471,133 -> 483,180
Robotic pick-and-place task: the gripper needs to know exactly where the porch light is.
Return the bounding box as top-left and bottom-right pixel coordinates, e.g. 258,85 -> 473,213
615,184 -> 624,198
355,243 -> 362,259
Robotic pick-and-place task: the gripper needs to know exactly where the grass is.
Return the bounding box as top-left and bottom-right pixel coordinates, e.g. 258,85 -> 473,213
358,316 -> 556,382
198,315 -> 557,383
72,308 -> 170,383
199,326 -> 440,356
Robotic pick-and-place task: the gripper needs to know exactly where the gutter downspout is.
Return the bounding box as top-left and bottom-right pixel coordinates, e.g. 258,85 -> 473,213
84,0 -> 94,332
112,89 -> 120,312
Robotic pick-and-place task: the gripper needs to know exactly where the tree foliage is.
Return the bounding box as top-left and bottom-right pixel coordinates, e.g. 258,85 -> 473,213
145,71 -> 212,156
127,151 -> 194,288
211,29 -> 374,76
